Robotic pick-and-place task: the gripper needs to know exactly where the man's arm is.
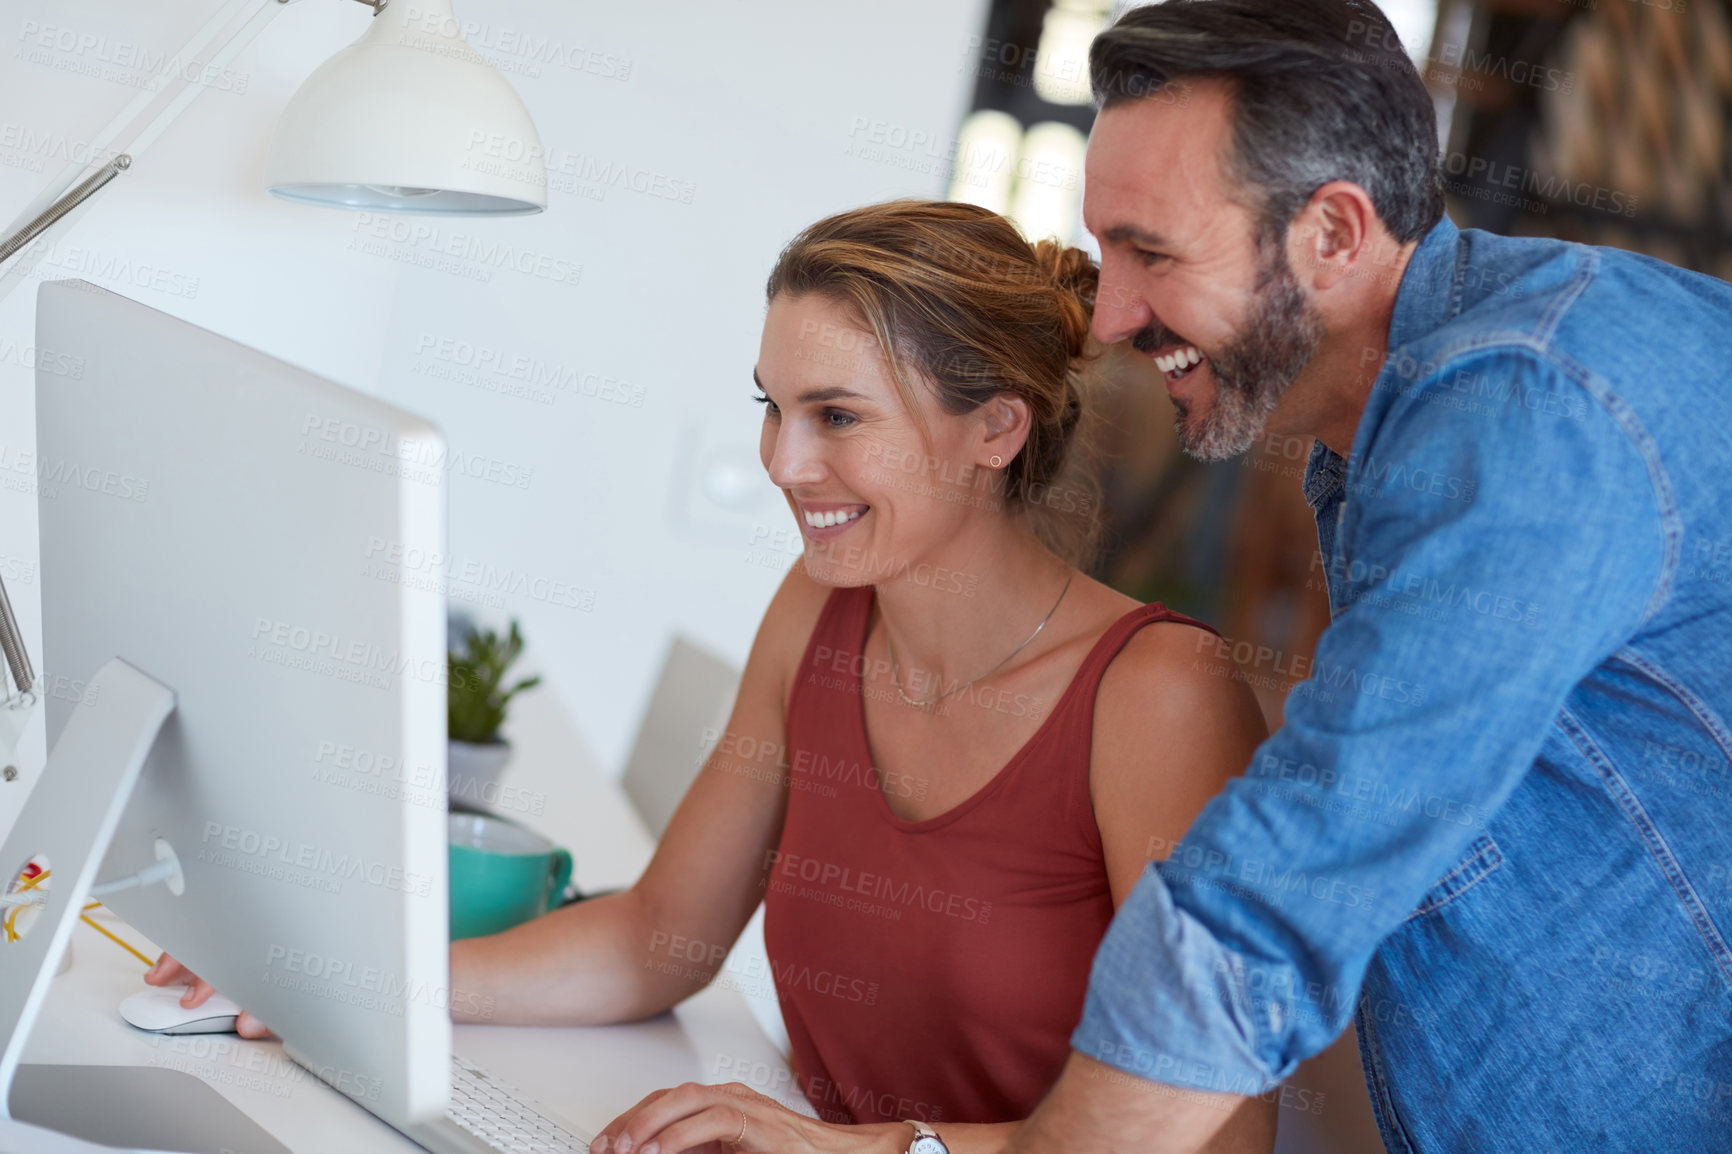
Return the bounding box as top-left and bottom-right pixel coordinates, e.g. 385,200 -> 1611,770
1008,350 -> 1671,1152
1012,1053 -> 1248,1153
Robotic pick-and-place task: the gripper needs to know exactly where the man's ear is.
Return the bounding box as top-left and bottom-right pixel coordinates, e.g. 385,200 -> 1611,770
1287,181 -> 1381,292
978,392 -> 1034,465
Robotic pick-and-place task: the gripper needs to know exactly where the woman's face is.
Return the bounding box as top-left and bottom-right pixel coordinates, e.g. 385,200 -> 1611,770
755,292 -> 1015,587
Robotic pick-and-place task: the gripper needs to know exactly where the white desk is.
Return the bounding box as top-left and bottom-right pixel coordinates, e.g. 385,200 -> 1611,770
19,686 -> 808,1152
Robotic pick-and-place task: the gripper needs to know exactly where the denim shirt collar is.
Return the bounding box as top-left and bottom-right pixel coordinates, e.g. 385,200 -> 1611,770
1301,439 -> 1347,508
1300,214 -> 1463,511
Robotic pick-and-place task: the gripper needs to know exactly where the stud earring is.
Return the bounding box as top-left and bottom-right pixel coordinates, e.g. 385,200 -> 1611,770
989,455 -> 1003,468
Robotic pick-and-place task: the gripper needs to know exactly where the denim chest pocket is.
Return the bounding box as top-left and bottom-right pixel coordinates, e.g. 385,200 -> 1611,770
1405,833 -> 1504,921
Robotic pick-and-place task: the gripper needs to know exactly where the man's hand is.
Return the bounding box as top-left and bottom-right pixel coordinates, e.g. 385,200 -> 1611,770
143,951 -> 274,1038
1002,1053 -> 1270,1154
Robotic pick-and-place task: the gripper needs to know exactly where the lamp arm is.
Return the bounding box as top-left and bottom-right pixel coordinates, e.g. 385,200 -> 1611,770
0,156 -> 131,268
0,573 -> 31,702
0,571 -> 34,784
0,0 -> 297,303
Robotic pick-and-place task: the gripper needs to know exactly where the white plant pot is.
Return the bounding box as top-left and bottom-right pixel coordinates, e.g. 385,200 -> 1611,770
448,738 -> 512,811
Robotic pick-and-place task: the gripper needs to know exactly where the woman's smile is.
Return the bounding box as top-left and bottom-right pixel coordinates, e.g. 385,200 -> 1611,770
795,500 -> 871,541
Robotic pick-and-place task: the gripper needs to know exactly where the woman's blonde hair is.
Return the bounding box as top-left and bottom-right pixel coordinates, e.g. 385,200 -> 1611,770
765,199 -> 1103,566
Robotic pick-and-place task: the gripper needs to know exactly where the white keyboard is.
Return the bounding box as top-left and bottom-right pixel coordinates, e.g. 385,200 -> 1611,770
447,1054 -> 591,1153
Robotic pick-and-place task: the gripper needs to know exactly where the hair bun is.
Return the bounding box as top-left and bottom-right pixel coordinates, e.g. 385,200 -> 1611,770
1031,239 -> 1099,359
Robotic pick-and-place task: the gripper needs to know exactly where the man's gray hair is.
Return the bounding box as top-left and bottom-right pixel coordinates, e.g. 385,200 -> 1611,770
1091,0 -> 1445,246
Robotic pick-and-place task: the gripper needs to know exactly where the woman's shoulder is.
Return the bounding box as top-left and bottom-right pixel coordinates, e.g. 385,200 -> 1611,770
1074,582 -> 1266,893
1068,577 -> 1218,673
750,560 -> 859,712
1078,581 -> 1256,750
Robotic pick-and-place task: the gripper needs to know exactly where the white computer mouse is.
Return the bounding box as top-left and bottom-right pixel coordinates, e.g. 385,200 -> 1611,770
117,986 -> 242,1034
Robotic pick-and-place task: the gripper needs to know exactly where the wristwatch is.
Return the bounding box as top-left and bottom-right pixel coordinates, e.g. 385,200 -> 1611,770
903,1120 -> 948,1154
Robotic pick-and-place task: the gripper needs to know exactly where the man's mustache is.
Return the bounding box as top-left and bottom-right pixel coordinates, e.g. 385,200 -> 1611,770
1130,321 -> 1190,355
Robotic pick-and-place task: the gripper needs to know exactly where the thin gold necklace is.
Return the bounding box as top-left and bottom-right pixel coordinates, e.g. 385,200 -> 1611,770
885,571 -> 1075,709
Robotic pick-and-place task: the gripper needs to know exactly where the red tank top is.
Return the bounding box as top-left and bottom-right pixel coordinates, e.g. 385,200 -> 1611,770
762,584 -> 1213,1126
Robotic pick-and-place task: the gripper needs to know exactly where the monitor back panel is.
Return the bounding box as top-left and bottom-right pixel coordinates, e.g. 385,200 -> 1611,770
35,279 -> 450,1125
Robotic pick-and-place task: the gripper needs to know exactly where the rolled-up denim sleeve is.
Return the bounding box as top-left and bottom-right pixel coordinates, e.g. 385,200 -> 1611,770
1072,350 -> 1670,1093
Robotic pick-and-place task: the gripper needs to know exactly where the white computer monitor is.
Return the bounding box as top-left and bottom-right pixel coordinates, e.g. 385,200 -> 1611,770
34,278 -> 451,1127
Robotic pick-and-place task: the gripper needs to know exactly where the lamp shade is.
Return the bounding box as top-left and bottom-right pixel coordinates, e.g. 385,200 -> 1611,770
265,0 -> 546,215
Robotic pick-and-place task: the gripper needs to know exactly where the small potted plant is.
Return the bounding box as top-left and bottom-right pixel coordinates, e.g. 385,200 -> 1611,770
447,617 -> 541,808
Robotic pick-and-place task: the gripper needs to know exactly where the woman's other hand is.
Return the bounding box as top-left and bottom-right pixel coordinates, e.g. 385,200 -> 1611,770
591,1082 -> 903,1154
143,951 -> 274,1038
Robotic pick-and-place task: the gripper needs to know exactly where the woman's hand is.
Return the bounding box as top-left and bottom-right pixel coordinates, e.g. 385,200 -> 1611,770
143,951 -> 274,1039
591,1082 -> 903,1154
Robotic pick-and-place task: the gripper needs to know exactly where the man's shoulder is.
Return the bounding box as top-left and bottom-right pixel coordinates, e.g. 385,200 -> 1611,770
1367,334 -> 1586,456
1452,228 -> 1598,333
1407,230 -> 1732,390
1367,229 -> 1732,471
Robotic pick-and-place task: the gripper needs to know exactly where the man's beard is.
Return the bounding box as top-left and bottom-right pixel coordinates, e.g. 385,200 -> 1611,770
1133,243 -> 1325,462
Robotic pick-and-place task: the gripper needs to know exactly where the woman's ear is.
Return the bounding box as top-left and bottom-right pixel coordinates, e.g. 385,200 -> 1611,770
979,393 -> 1033,465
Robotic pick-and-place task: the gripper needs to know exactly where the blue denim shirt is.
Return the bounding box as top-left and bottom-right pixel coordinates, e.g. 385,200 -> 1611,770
1072,215 -> 1732,1150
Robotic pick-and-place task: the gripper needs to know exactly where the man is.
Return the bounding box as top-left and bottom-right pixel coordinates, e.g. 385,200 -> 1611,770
1002,1 -> 1732,1151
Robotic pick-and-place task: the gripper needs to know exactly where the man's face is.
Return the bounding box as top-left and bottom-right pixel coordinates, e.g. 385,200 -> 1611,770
1083,82 -> 1324,460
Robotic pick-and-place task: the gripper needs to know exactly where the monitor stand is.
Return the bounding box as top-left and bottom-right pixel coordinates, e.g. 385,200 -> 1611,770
0,658 -> 289,1154
9,1064 -> 289,1154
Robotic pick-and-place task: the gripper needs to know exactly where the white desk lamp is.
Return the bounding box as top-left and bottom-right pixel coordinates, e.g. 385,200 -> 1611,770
265,0 -> 547,214
0,0 -> 547,301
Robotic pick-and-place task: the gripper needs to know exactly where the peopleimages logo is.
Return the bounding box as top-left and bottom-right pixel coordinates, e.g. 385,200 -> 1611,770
762,850 -> 993,923
199,821 -> 433,897
1313,554 -> 1543,628
28,242 -> 202,299
310,739 -> 547,816
412,334 -> 646,408
363,536 -> 596,612
713,1056 -> 946,1126
461,132 -> 696,204
644,930 -> 880,1006
1436,152 -> 1638,218
348,214 -> 582,288
0,335 -> 82,378
1148,836 -> 1380,911
144,1033 -> 314,1101
1251,755 -> 1484,829
0,121 -> 117,168
299,414 -> 535,491
249,617 -> 446,691
1348,455 -> 1476,503
0,444 -> 150,503
402,8 -> 632,80
262,945 -> 494,1018
14,19 -> 250,93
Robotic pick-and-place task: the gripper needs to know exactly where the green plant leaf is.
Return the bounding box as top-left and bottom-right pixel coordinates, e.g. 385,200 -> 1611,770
447,618 -> 539,744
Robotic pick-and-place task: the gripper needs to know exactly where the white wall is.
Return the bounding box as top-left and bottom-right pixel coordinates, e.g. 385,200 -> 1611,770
0,0 -> 989,824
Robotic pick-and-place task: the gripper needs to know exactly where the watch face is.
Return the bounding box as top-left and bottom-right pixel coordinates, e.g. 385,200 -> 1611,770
912,1138 -> 947,1154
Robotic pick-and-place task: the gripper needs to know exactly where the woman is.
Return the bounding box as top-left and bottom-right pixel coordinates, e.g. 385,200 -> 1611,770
149,200 -> 1274,1153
